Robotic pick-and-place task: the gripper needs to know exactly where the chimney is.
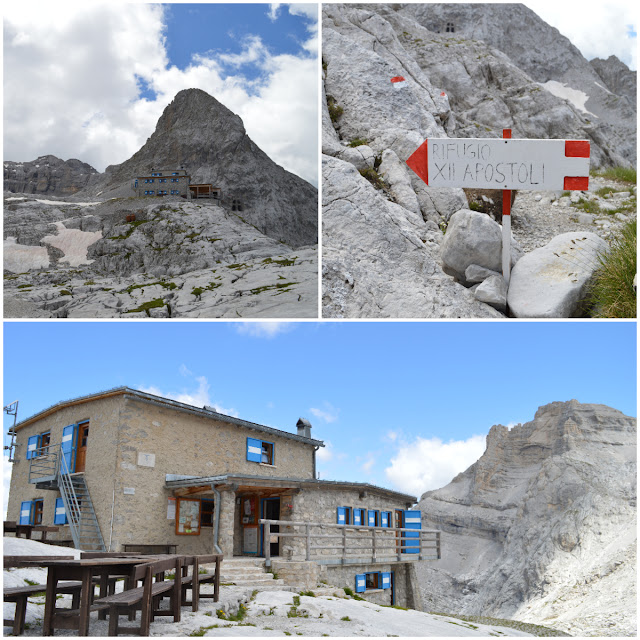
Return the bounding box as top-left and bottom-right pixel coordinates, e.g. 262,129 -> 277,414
296,418 -> 312,439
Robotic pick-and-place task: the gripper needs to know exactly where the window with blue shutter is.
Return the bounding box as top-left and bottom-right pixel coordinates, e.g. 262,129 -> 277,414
26,435 -> 39,460
368,510 -> 379,526
246,437 -> 262,462
20,501 -> 33,525
61,424 -> 77,473
381,572 -> 391,589
402,510 -> 421,554
337,506 -> 346,525
54,498 -> 68,525
355,574 -> 366,593
381,511 -> 390,527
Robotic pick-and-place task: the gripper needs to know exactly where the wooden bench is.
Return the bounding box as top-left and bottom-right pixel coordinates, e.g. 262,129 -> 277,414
181,555 -> 222,611
3,576 -> 119,635
122,544 -> 178,555
93,556 -> 183,636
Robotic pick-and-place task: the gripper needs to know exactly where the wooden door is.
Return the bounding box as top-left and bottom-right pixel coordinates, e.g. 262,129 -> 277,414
75,423 -> 89,472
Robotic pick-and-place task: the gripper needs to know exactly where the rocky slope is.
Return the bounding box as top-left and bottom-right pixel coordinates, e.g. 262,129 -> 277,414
399,3 -> 636,164
79,88 -> 317,249
3,156 -> 98,196
590,55 -> 637,110
416,400 -> 637,637
3,196 -> 317,319
321,3 -> 636,318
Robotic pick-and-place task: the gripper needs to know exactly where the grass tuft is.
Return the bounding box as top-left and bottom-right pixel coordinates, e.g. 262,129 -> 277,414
587,220 -> 636,318
592,166 -> 637,184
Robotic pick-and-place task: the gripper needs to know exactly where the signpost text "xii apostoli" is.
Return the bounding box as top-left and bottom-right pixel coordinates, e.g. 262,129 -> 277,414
407,138 -> 590,191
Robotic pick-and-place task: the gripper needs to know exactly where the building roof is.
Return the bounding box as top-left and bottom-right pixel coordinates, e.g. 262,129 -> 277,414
165,473 -> 417,504
12,386 -> 324,447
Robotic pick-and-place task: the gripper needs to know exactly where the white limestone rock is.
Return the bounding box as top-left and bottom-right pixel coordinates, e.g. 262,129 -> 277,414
474,274 -> 507,312
416,400 -> 637,637
441,209 -> 521,282
507,232 -> 607,318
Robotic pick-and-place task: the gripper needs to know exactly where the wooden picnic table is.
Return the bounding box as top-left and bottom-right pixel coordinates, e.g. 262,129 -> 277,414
15,556 -> 160,636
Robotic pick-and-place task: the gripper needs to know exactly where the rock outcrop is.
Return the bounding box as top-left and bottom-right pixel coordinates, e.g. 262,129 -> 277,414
399,3 -> 636,165
79,88 -> 317,248
590,55 -> 637,110
416,400 -> 637,637
3,156 -> 98,196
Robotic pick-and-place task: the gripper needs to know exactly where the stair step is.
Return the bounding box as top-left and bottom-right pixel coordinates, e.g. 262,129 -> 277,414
221,578 -> 286,586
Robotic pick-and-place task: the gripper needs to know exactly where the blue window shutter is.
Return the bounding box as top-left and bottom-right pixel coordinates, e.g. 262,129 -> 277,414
20,501 -> 33,525
381,511 -> 389,527
381,572 -> 391,589
355,574 -> 366,593
353,509 -> 361,526
368,510 -> 375,526
337,506 -> 346,525
247,437 -> 262,462
54,498 -> 68,525
26,435 -> 39,460
402,510 -> 421,554
61,424 -> 77,473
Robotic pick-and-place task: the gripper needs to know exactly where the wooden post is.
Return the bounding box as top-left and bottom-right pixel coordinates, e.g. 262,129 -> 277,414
502,128 -> 512,285
264,521 -> 271,567
305,524 -> 311,561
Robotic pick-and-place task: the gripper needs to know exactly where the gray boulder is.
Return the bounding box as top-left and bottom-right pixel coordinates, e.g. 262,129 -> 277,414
474,274 -> 507,312
465,264 -> 502,284
441,209 -> 520,282
507,232 -> 607,317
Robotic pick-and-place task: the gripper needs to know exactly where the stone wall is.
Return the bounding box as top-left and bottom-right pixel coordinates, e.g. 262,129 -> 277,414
6,395 -> 123,545
282,486 -> 414,560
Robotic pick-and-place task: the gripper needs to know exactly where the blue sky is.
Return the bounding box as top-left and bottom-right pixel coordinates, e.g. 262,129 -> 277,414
4,3 -> 318,185
3,321 -> 636,513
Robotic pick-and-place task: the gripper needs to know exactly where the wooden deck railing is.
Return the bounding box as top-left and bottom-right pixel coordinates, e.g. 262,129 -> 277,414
259,519 -> 440,567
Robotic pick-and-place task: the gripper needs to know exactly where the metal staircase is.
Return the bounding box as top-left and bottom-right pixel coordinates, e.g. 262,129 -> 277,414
28,443 -> 106,551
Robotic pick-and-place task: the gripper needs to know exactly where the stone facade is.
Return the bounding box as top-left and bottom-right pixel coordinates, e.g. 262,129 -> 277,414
7,389 -> 318,554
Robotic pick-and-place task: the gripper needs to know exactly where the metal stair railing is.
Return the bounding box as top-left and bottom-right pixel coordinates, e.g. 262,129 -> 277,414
57,446 -> 106,551
28,446 -> 59,483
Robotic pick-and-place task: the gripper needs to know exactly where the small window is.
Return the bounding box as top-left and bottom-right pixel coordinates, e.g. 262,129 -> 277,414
201,499 -> 215,527
446,22 -> 455,33
337,506 -> 352,525
40,431 -> 51,455
33,499 -> 44,525
353,508 -> 365,526
365,572 -> 379,589
246,437 -> 275,465
160,178 -> 167,183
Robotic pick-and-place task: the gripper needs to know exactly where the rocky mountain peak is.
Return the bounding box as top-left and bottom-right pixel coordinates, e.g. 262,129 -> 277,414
416,400 -> 636,635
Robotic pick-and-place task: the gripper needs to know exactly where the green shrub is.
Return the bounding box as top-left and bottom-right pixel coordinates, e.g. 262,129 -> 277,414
327,95 -> 344,123
359,168 -> 387,191
587,220 -> 636,318
348,138 -> 368,148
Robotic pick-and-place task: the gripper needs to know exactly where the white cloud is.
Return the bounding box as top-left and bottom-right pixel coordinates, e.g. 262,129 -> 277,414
235,322 -> 295,338
179,364 -> 192,377
3,3 -> 318,186
3,459 -> 13,519
316,441 -> 333,462
138,374 -> 238,417
525,1 -> 637,70
384,434 -> 487,497
309,403 -> 339,423
361,453 -> 376,474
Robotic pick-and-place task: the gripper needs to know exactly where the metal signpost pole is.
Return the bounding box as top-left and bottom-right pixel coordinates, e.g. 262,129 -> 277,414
502,128 -> 512,285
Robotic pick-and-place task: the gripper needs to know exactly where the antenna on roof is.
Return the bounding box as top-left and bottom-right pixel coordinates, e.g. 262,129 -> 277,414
3,400 -> 19,462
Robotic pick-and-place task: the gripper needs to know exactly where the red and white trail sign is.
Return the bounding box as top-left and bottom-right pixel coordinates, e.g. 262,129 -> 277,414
406,137 -> 590,191
406,134 -> 591,287
391,76 -> 407,89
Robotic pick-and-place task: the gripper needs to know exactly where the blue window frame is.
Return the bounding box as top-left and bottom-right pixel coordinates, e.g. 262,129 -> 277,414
353,508 -> 365,526
337,506 -> 352,525
402,510 -> 421,554
246,437 -> 275,465
355,572 -> 391,592
20,500 -> 34,525
171,190 -> 179,195
160,178 -> 167,183
171,178 -> 179,182
172,172 -> 178,175
380,511 -> 391,527
367,510 -> 379,527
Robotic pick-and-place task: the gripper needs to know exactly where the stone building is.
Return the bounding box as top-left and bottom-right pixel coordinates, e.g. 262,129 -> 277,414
6,387 -> 436,607
132,169 -> 190,197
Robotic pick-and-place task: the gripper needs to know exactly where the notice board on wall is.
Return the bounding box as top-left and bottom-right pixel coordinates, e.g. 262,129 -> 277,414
176,498 -> 201,536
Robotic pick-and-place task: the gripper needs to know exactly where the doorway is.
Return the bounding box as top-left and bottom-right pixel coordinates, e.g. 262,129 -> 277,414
261,497 -> 280,557
75,422 -> 89,472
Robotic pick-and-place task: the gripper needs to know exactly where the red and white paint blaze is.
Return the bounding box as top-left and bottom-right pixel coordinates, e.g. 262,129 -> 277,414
391,76 -> 407,89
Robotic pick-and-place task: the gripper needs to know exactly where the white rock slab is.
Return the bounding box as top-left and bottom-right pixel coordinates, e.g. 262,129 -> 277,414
507,232 -> 607,317
3,237 -> 50,272
41,222 -> 102,267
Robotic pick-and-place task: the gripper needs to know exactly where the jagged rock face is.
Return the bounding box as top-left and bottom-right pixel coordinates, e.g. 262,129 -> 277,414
591,55 -> 637,110
416,400 -> 637,637
81,88 -> 317,248
398,3 -> 636,165
3,155 -> 98,196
